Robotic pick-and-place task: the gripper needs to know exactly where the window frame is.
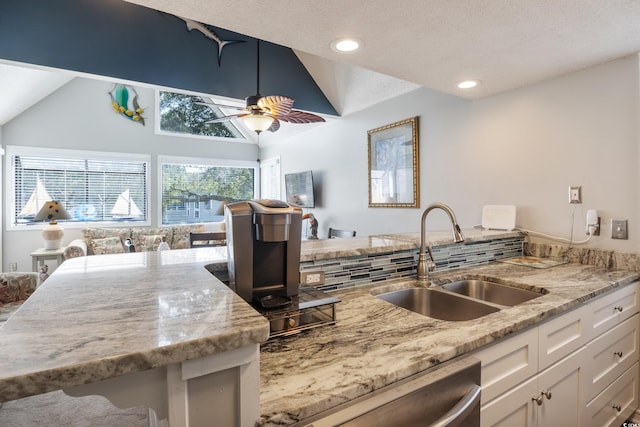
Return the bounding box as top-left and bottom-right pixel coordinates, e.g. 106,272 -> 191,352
154,88 -> 254,143
157,155 -> 259,226
5,145 -> 151,231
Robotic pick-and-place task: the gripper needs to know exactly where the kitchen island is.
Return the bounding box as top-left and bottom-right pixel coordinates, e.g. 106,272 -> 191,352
0,247 -> 269,427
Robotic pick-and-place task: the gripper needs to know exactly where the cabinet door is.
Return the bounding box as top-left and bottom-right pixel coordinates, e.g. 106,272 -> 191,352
481,374 -> 537,427
583,314 -> 639,403
588,283 -> 639,341
538,303 -> 590,369
536,346 -> 586,427
474,327 -> 538,404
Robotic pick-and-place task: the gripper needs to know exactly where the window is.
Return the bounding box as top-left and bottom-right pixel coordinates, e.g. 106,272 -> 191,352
160,156 -> 258,225
7,146 -> 149,228
260,157 -> 281,200
157,90 -> 246,140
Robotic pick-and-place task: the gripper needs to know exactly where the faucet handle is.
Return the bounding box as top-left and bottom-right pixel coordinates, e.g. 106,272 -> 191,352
426,246 -> 436,272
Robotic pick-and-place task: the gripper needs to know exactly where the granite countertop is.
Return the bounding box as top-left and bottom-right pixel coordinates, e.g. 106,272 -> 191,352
0,247 -> 270,403
258,261 -> 639,425
300,229 -> 521,261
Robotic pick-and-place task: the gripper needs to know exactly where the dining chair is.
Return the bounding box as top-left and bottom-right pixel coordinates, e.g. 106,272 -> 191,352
328,228 -> 356,238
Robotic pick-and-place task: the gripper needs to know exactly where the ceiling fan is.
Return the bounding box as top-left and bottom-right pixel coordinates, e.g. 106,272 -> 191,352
204,39 -> 325,134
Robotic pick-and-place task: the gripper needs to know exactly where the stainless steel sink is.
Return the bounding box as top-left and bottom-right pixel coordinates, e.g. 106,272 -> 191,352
441,280 -> 543,306
376,287 -> 500,321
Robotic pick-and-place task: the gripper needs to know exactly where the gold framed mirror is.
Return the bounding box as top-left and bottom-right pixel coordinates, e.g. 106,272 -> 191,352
367,116 -> 419,208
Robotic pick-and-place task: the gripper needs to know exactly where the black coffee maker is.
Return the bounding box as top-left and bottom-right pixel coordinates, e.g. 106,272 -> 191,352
225,199 -> 302,304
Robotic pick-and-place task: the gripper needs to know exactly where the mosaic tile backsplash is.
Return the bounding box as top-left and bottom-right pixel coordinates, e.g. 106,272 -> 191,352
300,236 -> 524,292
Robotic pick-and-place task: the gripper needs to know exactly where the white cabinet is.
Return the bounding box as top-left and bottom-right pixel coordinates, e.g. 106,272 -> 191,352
478,327 -> 538,405
476,282 -> 640,427
481,346 -> 586,427
587,284 -> 639,341
583,314 -> 639,403
584,363 -> 639,427
538,303 -> 589,369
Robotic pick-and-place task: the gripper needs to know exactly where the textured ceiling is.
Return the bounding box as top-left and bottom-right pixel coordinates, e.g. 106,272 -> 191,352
125,0 -> 640,99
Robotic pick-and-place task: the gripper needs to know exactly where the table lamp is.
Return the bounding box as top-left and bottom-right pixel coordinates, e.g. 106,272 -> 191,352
35,200 -> 71,250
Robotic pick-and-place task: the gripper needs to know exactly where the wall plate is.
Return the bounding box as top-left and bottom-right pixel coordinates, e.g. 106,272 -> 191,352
611,219 -> 628,240
569,186 -> 581,204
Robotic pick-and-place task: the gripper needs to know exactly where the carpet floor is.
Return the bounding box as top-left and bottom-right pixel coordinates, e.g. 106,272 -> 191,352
0,390 -> 149,426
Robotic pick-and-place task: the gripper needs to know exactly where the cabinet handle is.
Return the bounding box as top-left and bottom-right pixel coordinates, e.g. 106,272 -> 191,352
613,351 -> 623,358
532,396 -> 543,406
614,306 -> 623,312
541,390 -> 552,400
612,403 -> 622,412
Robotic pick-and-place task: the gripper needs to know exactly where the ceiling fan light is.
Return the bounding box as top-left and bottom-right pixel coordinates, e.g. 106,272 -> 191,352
243,114 -> 274,133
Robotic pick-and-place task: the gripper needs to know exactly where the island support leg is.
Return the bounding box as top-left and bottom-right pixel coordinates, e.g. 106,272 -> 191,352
64,344 -> 260,427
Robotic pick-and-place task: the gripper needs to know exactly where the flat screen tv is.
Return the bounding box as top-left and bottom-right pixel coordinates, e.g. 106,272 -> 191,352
285,170 -> 315,208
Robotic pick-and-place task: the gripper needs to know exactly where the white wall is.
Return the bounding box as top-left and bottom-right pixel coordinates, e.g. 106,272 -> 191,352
1,76 -> 259,272
261,55 -> 640,252
2,55 -> 638,271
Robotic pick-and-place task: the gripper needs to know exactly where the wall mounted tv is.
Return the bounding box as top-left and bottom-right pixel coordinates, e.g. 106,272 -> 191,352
285,170 -> 315,208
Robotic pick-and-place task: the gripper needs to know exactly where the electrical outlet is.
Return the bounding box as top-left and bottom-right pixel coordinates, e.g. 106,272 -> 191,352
300,271 -> 325,286
568,186 -> 581,204
611,219 -> 628,240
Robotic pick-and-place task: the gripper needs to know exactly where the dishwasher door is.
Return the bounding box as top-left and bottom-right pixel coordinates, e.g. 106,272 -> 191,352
299,356 -> 480,427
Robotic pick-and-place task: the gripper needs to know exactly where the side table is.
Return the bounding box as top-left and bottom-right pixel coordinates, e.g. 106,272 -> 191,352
30,247 -> 65,274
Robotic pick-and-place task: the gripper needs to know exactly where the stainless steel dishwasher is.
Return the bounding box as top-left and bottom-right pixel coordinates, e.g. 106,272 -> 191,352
297,355 -> 480,427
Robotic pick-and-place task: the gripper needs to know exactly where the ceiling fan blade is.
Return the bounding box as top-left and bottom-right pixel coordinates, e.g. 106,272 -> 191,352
267,118 -> 281,133
204,113 -> 247,124
195,101 -> 245,111
258,95 -> 294,116
278,110 -> 326,124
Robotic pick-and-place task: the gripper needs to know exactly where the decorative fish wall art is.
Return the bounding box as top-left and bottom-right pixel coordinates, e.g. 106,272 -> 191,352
109,84 -> 145,126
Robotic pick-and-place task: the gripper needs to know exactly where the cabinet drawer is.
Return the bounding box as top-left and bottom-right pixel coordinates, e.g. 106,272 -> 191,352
475,327 -> 538,404
583,314 -> 639,403
538,303 -> 590,370
588,283 -> 639,341
583,362 -> 639,427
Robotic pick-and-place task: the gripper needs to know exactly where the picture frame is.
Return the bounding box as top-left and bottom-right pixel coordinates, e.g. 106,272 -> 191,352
367,116 -> 419,208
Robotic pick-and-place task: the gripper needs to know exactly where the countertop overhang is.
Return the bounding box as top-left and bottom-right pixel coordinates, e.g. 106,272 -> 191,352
0,247 -> 270,402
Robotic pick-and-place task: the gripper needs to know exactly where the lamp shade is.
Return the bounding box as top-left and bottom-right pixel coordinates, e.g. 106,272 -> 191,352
242,113 -> 274,134
35,201 -> 71,250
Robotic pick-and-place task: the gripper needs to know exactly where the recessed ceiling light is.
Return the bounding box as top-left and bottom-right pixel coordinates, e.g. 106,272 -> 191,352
457,80 -> 481,89
330,38 -> 363,53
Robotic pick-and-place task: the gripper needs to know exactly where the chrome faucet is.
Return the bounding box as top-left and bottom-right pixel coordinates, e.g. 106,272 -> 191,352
417,202 -> 465,282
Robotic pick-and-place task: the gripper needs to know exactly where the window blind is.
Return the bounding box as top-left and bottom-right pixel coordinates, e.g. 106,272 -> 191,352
13,154 -> 148,225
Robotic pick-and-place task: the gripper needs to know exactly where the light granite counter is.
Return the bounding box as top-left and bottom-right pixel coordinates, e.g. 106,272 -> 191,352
258,261 -> 639,425
3,229 -> 637,426
0,247 -> 269,404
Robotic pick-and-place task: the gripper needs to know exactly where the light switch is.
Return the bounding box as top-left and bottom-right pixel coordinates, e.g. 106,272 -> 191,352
611,219 -> 628,240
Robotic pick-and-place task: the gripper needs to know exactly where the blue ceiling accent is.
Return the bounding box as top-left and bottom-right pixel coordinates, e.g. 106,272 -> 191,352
0,0 -> 337,116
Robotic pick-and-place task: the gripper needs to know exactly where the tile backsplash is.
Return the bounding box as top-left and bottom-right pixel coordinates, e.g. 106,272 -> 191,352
300,236 -> 524,292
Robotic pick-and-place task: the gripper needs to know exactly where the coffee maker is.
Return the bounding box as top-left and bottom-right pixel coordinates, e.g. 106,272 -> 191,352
225,199 -> 302,304
225,199 -> 339,337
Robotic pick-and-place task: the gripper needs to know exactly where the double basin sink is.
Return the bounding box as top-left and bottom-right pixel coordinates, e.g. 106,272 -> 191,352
376,279 -> 545,321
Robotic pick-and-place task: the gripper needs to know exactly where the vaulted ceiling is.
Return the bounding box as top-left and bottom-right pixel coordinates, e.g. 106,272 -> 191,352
1,1 -> 639,138
125,0 -> 640,100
